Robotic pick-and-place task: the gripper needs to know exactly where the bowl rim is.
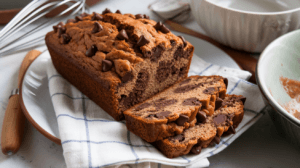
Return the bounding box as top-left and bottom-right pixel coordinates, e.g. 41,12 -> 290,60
204,0 -> 300,15
256,30 -> 300,126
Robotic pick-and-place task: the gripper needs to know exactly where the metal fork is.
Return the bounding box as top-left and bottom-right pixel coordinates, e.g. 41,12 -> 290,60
0,0 -> 88,57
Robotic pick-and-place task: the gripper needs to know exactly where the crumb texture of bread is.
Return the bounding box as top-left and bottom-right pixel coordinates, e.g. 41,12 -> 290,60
45,11 -> 194,120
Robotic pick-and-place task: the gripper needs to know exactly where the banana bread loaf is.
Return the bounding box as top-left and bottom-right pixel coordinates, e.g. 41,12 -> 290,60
154,94 -> 245,158
45,9 -> 194,120
124,76 -> 228,142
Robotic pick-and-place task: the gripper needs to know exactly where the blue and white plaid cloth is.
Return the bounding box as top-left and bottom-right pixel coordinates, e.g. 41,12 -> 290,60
46,54 -> 266,168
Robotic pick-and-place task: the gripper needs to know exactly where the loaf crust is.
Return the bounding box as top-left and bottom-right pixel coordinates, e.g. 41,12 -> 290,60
153,94 -> 245,158
46,11 -> 194,120
124,76 -> 227,142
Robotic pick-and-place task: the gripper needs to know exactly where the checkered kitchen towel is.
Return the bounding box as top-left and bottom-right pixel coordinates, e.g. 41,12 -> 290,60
46,54 -> 266,168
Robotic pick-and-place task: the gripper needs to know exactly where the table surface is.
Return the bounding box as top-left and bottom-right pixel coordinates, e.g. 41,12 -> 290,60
0,0 -> 300,168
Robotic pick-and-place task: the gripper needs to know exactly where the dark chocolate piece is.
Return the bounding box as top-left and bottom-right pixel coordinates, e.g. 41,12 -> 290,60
102,59 -> 113,72
86,45 -> 97,57
75,16 -> 83,22
60,34 -> 71,44
176,114 -> 189,126
92,22 -> 103,34
151,46 -> 163,62
155,111 -> 171,119
178,36 -> 187,47
67,19 -> 76,24
213,114 -> 227,125
179,78 -> 191,85
117,29 -> 129,40
143,14 -> 149,19
196,111 -> 206,124
190,145 -> 202,154
238,96 -> 246,105
116,10 -> 122,14
57,27 -> 66,38
92,12 -> 103,21
102,8 -> 112,15
137,35 -> 150,47
182,97 -> 201,106
154,21 -> 170,34
227,125 -> 236,134
154,99 -> 177,110
203,87 -> 216,94
135,103 -> 151,111
122,71 -> 134,83
135,14 -> 143,19
211,136 -> 221,144
174,83 -> 202,93
215,98 -> 223,110
224,78 -> 228,89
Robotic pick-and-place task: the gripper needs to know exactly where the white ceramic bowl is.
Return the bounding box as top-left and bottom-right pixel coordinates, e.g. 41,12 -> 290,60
190,0 -> 300,53
257,30 -> 300,148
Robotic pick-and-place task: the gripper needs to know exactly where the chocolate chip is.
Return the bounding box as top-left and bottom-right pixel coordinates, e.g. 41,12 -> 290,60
102,8 -> 112,15
196,111 -> 206,124
102,60 -> 113,72
170,40 -> 176,46
75,16 -> 83,22
80,13 -> 89,17
154,21 -> 170,34
92,12 -> 103,21
182,97 -> 201,106
53,25 -> 59,33
203,87 -> 216,94
86,45 -> 97,57
137,35 -> 149,47
178,36 -> 187,47
135,103 -> 151,111
224,78 -> 228,89
67,19 -> 76,24
213,114 -> 227,125
174,83 -> 202,93
154,99 -> 177,109
238,96 -> 246,105
151,46 -> 163,62
117,29 -> 129,40
92,22 -> 103,34
173,134 -> 184,142
227,125 -> 236,135
155,111 -> 171,119
215,98 -> 223,110
211,136 -> 221,144
190,145 -> 202,154
60,34 -> 71,44
135,14 -> 143,19
179,78 -> 191,85
122,71 -> 134,83
57,27 -> 66,38
173,46 -> 183,60
143,14 -> 149,19
176,114 -> 189,126
116,10 -> 121,14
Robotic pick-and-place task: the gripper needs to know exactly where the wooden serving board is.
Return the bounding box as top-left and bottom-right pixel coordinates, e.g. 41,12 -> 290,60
165,20 -> 258,84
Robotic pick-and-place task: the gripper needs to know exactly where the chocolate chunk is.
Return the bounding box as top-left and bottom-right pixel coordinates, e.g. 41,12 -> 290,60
143,14 -> 149,19
122,71 -> 134,83
135,103 -> 151,111
213,114 -> 227,125
174,83 -> 202,93
60,34 -> 71,44
179,78 -> 191,85
178,36 -> 187,47
238,96 -> 246,104
102,8 -> 112,14
102,60 -> 113,72
75,16 -> 83,22
182,98 -> 201,106
190,145 -> 202,154
135,70 -> 149,90
53,26 -> 59,33
170,40 -> 176,46
212,136 -> 221,144
92,22 -> 103,34
196,111 -> 206,124
116,10 -> 122,14
80,13 -> 89,17
67,19 -> 76,24
86,45 -> 98,57
227,125 -> 236,135
173,134 -> 184,142
135,14 -> 143,19
57,27 -> 66,38
156,61 -> 172,83
151,46 -> 163,62
203,87 -> 216,94
117,29 -> 129,40
176,114 -> 189,126
92,12 -> 103,21
224,78 -> 228,89
137,35 -> 150,47
173,46 -> 183,60
154,21 -> 170,34
154,99 -> 177,109
155,111 -> 171,119
215,98 -> 223,110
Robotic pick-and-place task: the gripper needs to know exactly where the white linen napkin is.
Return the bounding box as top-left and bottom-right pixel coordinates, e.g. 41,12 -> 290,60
46,54 -> 266,168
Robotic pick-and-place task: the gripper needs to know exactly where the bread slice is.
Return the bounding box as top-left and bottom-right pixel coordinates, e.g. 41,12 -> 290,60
124,76 -> 228,142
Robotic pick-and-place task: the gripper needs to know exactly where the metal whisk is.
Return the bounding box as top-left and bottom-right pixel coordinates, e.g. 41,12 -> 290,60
0,0 -> 88,57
